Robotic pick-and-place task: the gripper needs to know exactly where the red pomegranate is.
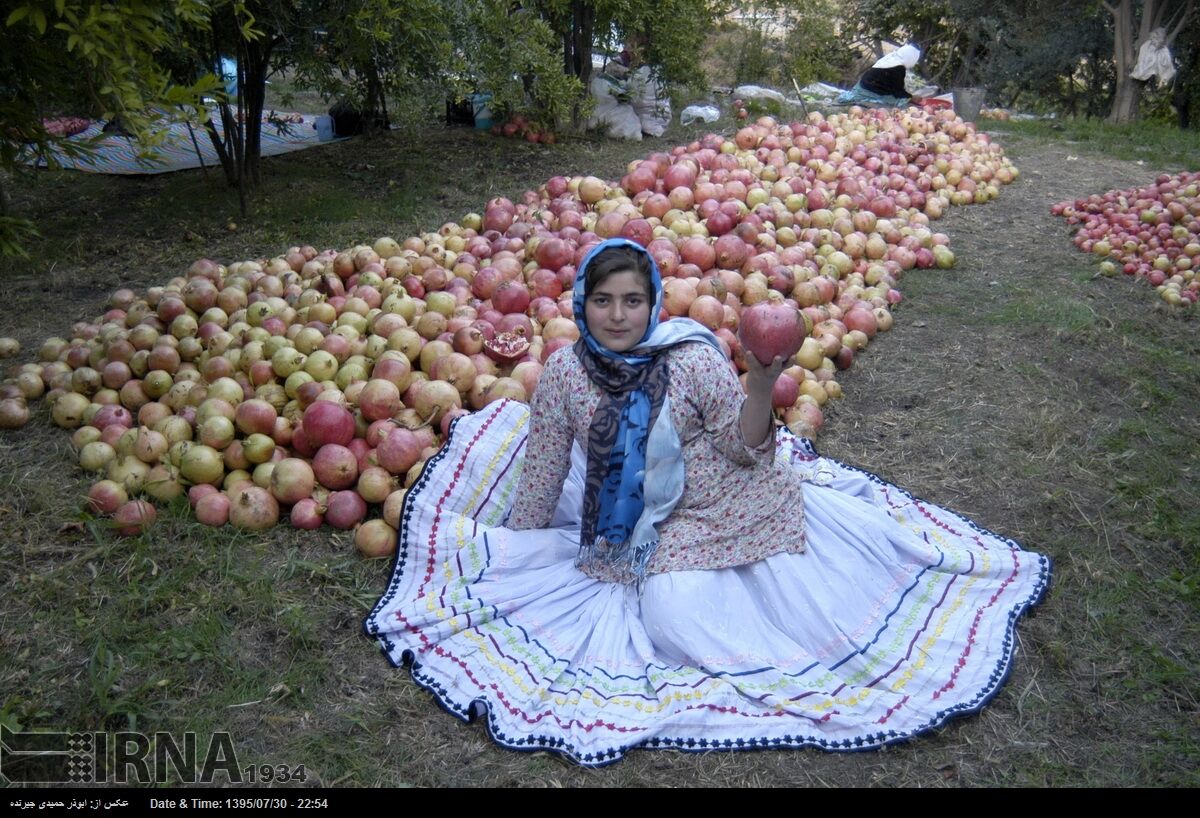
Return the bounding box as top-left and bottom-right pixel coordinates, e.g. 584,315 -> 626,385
738,301 -> 810,366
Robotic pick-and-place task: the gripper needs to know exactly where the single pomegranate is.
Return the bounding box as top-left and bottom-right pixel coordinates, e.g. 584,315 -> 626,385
312,444 -> 359,490
195,492 -> 231,527
738,301 -> 810,366
290,497 -> 325,530
325,490 -> 367,530
113,500 -> 157,536
301,401 -> 355,448
270,458 -> 316,504
377,428 -> 423,475
355,519 -> 398,558
228,486 -> 280,530
483,330 -> 531,364
86,480 -> 128,515
358,378 -> 401,422
382,489 -> 408,528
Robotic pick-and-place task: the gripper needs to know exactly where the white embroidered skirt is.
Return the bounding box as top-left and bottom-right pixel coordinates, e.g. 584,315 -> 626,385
364,400 -> 1051,765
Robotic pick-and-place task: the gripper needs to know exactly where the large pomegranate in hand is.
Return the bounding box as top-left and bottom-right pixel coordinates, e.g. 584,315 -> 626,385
738,301 -> 810,366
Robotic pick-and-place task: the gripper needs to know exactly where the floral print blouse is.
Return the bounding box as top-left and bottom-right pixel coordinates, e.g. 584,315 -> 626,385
507,342 -> 807,583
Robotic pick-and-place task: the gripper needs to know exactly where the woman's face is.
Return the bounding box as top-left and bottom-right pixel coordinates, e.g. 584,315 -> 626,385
584,270 -> 652,352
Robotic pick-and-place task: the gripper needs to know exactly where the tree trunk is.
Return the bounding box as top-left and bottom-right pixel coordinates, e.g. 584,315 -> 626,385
0,172 -> 12,227
242,40 -> 273,188
568,0 -> 596,127
194,2 -> 282,212
1107,0 -> 1136,122
203,114 -> 236,187
572,1 -> 595,88
364,68 -> 388,131
1107,0 -> 1196,123
202,35 -> 275,211
1110,74 -> 1146,121
562,28 -> 574,78
202,25 -> 235,187
1171,29 -> 1198,127
952,31 -> 978,88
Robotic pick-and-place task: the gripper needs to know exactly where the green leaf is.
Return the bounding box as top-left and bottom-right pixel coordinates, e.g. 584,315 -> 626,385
31,7 -> 45,33
5,6 -> 29,26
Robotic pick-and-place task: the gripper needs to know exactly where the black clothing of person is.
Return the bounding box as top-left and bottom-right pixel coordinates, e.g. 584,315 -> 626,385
859,65 -> 910,99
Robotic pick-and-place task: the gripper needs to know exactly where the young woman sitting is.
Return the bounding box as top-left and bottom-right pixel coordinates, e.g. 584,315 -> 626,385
366,238 -> 1050,765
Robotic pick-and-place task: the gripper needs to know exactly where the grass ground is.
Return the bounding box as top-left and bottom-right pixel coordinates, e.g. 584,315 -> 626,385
989,118 -> 1200,170
0,115 -> 1198,787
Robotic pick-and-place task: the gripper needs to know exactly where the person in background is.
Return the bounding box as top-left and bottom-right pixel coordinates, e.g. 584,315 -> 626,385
837,44 -> 923,107
860,44 -> 921,99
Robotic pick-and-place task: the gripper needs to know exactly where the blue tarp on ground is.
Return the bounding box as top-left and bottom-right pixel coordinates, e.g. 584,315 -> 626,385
28,112 -> 340,176
834,83 -> 913,108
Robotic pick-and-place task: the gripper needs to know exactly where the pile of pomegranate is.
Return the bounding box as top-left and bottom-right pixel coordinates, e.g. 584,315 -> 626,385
1052,171 -> 1200,307
490,113 -> 558,145
0,107 -> 1018,553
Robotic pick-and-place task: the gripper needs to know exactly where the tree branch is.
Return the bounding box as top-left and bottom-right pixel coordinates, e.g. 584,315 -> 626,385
929,29 -> 964,85
1112,3 -> 1130,71
1165,0 -> 1196,43
1149,0 -> 1170,31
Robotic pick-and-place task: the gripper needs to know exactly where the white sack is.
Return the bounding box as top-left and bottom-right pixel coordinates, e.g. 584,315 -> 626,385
733,84 -> 786,103
629,66 -> 671,137
680,105 -> 720,125
586,75 -> 642,140
1131,28 -> 1177,84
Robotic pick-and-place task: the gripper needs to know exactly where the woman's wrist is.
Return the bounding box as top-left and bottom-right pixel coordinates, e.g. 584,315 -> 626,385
737,353 -> 785,449
744,371 -> 775,396
739,389 -> 774,449
743,356 -> 785,393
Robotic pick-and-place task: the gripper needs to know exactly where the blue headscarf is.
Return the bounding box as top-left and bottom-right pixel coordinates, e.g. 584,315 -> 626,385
571,238 -> 721,580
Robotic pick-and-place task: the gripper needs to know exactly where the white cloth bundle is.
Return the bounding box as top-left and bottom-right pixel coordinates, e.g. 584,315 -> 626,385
586,75 -> 643,140
1131,28 -> 1176,84
873,44 -> 921,69
629,66 -> 671,138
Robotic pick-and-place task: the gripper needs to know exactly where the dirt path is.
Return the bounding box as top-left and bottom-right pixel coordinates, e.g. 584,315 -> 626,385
805,132 -> 1199,787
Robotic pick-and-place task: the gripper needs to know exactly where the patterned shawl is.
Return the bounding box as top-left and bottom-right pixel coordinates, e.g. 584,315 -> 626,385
571,238 -> 721,580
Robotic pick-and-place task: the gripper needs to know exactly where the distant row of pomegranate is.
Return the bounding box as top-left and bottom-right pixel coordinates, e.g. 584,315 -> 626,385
1053,171 -> 1200,306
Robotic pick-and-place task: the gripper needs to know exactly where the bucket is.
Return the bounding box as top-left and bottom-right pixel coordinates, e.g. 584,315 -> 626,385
471,93 -> 493,130
314,115 -> 335,142
952,87 -> 987,122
